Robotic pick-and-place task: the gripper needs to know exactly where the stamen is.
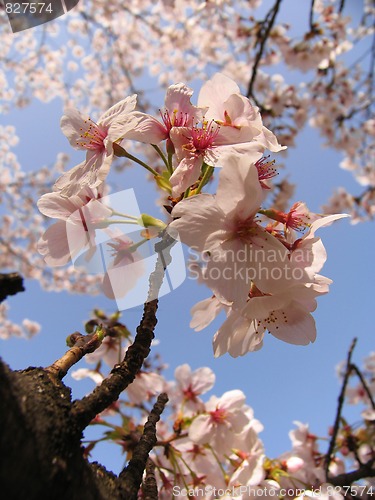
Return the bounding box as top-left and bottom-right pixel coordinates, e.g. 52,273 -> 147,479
255,156 -> 278,181
76,117 -> 108,152
190,120 -> 220,154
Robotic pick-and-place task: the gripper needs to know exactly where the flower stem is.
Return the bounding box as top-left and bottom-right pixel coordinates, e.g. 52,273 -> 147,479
195,165 -> 214,194
101,219 -> 140,226
151,144 -> 171,174
167,151 -> 174,175
111,210 -> 139,220
116,146 -> 159,177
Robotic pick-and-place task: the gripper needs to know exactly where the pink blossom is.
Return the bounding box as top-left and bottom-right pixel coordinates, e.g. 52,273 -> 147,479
170,155 -> 289,305
167,73 -> 286,196
37,186 -> 111,266
197,73 -> 285,153
169,364 -> 215,415
189,390 -> 251,456
85,335 -> 126,367
123,83 -> 204,146
172,438 -> 227,491
21,319 -> 41,337
55,95 -> 138,196
126,371 -> 165,405
71,368 -> 104,385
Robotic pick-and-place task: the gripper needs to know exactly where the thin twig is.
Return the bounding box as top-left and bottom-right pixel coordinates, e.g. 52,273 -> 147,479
309,0 -> 316,31
324,338 -> 357,477
44,329 -> 106,381
246,0 -> 283,100
351,363 -> 375,410
119,393 -> 169,500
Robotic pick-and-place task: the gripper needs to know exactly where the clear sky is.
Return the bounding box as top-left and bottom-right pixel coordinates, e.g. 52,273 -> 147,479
1,0 -> 373,475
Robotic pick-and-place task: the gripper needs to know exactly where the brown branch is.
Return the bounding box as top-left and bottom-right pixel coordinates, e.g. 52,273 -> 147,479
70,232 -> 175,430
328,459 -> 375,486
366,30 -> 375,120
143,459 -> 158,500
351,363 -> 375,410
119,393 -> 168,500
246,0 -> 283,101
338,0 -> 346,14
324,338 -> 357,477
44,328 -> 106,381
71,299 -> 159,430
309,0 -> 316,31
0,272 -> 25,303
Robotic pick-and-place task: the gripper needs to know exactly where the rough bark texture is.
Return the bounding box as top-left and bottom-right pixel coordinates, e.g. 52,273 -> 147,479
0,272 -> 24,303
0,359 -> 121,500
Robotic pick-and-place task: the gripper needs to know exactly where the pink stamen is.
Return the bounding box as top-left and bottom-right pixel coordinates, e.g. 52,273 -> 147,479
76,118 -> 108,151
189,121 -> 220,154
209,407 -> 227,424
160,109 -> 190,133
255,156 -> 278,181
183,385 -> 197,402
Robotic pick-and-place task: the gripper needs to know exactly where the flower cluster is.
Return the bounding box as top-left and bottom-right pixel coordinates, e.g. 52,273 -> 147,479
36,74 -> 347,354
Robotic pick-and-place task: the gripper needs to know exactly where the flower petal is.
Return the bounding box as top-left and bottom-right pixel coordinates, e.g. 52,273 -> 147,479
98,95 -> 137,126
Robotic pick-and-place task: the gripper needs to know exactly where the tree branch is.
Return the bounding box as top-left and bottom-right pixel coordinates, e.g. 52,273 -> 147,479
309,0 -> 316,32
338,0 -> 346,14
0,272 -> 24,303
328,460 -> 375,486
246,0 -> 283,101
143,458 -> 158,500
119,393 -> 169,500
351,363 -> 375,410
44,328 -> 107,381
70,232 -> 175,430
324,338 -> 357,477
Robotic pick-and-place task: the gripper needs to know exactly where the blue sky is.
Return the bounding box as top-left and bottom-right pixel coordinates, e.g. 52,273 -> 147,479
1,0 -> 373,475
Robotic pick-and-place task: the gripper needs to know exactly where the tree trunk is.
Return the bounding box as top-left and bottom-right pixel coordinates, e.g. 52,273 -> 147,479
0,359 -> 121,500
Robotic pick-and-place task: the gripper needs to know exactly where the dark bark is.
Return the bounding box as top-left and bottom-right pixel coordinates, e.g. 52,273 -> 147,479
119,393 -> 168,498
0,359 -> 121,500
0,272 -> 24,303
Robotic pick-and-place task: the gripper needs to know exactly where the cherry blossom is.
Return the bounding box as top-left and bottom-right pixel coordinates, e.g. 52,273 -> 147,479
168,73 -> 285,195
71,367 -> 104,386
188,389 -> 251,456
55,96 -> 139,196
126,371 -> 165,405
1,11 -> 374,492
169,364 -> 215,415
170,154 -> 289,304
198,73 -> 285,154
85,335 -> 126,367
123,83 -> 204,147
37,185 -> 111,266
